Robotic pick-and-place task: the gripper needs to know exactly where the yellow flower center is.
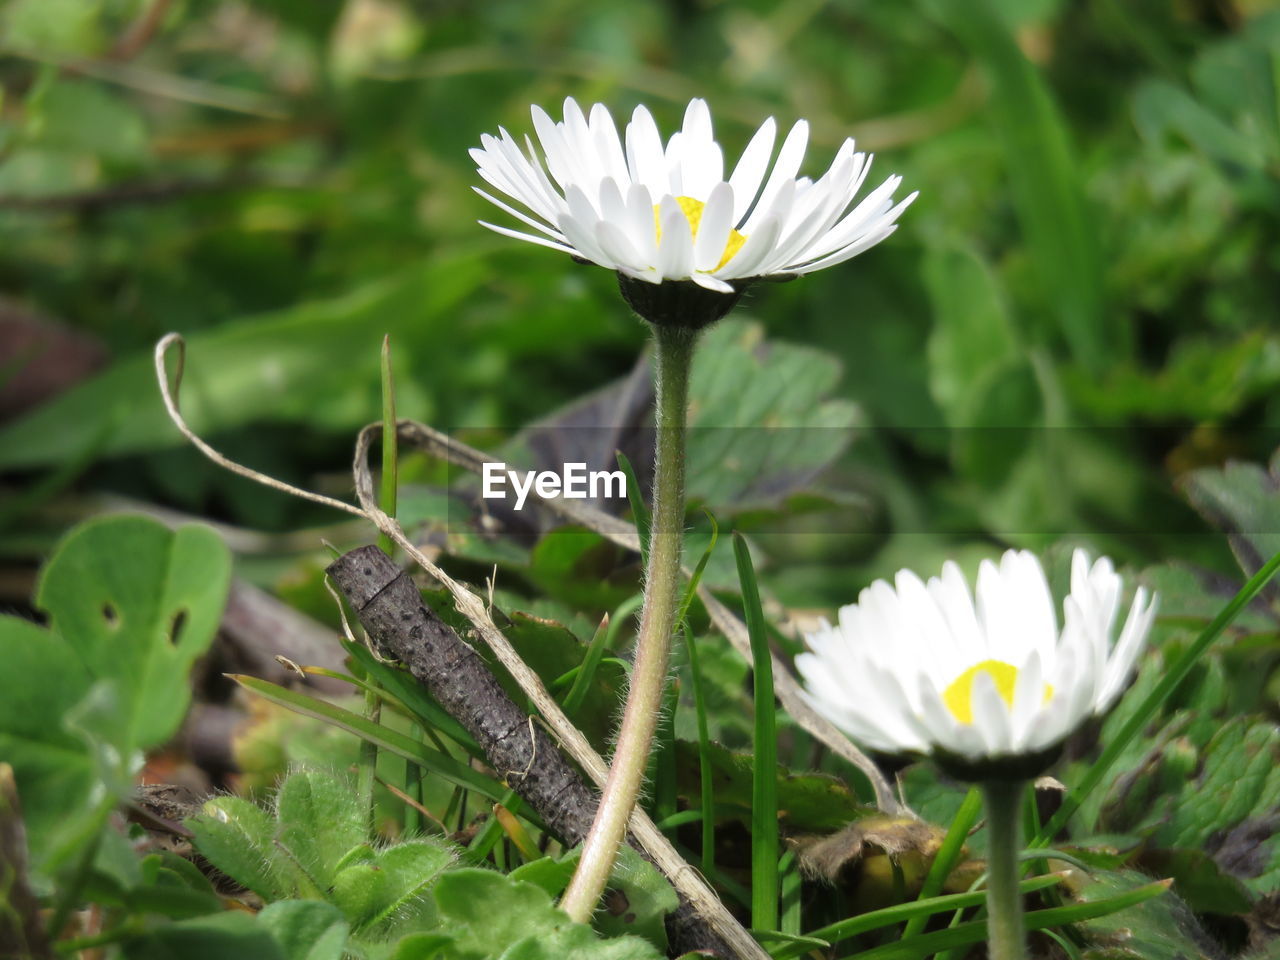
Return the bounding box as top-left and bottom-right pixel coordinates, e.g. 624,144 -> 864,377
941,659 -> 1053,725
654,196 -> 747,271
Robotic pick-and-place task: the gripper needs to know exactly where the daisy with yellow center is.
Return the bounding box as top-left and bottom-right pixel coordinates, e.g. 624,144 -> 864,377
470,97 -> 916,297
796,549 -> 1157,767
798,549 -> 1156,960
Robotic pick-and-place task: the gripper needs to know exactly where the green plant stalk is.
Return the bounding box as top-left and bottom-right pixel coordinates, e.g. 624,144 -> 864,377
560,323 -> 696,923
981,780 -> 1027,960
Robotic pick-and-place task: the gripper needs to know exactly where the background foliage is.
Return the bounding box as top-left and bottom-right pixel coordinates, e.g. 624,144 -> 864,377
3,0 -> 1280,958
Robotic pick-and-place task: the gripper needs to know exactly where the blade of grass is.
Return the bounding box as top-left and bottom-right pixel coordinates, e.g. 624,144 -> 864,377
848,878 -> 1170,960
467,788 -> 523,861
494,802 -> 541,862
377,776 -> 447,833
563,595 -> 641,716
734,531 -> 778,932
650,679 -> 680,831
778,848 -> 803,938
684,626 -> 717,881
771,875 -> 1065,960
676,510 -> 720,627
616,450 -> 650,569
1035,547 -> 1280,844
901,787 -> 981,939
229,674 -> 511,805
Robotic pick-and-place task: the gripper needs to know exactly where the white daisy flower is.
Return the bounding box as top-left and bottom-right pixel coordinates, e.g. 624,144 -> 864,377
796,549 -> 1157,775
470,97 -> 917,296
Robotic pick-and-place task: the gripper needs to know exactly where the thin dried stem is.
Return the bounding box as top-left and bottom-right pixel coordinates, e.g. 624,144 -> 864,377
153,334 -> 365,519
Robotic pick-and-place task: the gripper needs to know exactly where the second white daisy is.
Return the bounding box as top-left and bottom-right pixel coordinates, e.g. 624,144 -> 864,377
471,97 -> 916,294
797,549 -> 1157,769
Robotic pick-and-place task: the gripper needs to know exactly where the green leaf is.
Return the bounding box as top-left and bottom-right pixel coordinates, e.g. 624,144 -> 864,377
187,796 -> 296,901
427,869 -> 663,960
0,617 -> 94,865
1070,870 -> 1218,960
257,901 -> 350,960
39,515 -> 231,748
673,739 -> 873,833
331,840 -> 453,934
277,769 -> 370,889
515,847 -> 678,950
1181,452 -> 1280,595
0,515 -> 229,870
1151,719 -> 1280,894
121,910 -> 288,960
684,321 -> 861,512
1,0 -> 103,55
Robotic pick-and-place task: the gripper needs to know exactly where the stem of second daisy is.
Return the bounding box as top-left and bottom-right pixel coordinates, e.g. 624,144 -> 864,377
981,779 -> 1029,960
559,322 -> 696,923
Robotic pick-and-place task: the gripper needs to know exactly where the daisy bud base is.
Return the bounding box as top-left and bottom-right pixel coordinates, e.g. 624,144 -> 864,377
618,275 -> 747,330
934,743 -> 1064,785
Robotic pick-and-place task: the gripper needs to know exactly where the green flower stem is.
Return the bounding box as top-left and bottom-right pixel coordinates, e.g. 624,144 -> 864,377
981,779 -> 1028,960
560,323 -> 696,923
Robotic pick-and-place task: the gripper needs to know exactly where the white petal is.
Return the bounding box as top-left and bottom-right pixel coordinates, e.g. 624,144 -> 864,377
719,180 -> 795,278
531,103 -> 574,189
743,118 -> 809,234
656,199 -> 694,278
694,182 -> 735,272
676,98 -> 723,198
727,117 -> 777,224
473,187 -> 565,241
1009,650 -> 1044,748
970,669 -> 1014,755
1097,589 -> 1157,710
596,220 -> 645,271
931,562 -> 986,663
799,176 -> 907,262
786,221 -> 899,276
690,271 -> 735,293
589,102 -> 630,186
477,220 -> 579,256
624,182 -> 659,266
625,104 -> 668,199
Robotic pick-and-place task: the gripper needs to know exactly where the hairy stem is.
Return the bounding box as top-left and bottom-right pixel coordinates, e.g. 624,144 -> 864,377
560,323 -> 696,923
982,779 -> 1028,960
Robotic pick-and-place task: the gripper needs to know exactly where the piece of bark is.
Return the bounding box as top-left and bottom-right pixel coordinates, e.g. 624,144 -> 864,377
327,545 -> 732,958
